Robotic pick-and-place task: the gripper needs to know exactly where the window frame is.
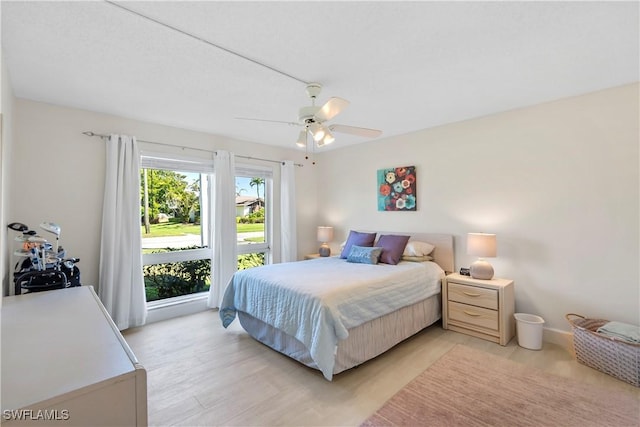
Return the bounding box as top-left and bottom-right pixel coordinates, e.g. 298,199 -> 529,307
139,153 -> 275,305
140,151 -> 214,302
235,164 -> 273,265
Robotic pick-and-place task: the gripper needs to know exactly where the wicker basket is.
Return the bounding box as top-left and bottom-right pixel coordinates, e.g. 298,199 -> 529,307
566,313 -> 639,387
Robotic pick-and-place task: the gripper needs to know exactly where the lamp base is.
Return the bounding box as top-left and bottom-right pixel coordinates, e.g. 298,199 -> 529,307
470,259 -> 494,280
318,244 -> 331,257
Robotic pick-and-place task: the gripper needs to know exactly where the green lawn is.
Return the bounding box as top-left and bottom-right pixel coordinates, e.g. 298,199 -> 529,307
141,221 -> 201,237
142,219 -> 264,238
237,223 -> 265,233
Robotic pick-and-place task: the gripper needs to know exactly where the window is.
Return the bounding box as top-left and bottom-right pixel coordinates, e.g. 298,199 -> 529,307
140,153 -> 273,304
140,153 -> 213,303
236,165 -> 273,271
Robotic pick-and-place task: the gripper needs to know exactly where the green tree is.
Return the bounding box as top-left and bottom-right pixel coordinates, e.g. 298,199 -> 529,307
141,169 -> 198,223
180,178 -> 200,223
249,177 -> 265,199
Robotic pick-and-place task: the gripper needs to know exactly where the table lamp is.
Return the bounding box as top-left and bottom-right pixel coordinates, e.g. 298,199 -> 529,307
467,233 -> 497,280
317,226 -> 334,257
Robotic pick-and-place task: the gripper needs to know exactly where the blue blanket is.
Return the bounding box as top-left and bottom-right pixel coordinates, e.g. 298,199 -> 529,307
597,321 -> 640,343
219,257 -> 443,380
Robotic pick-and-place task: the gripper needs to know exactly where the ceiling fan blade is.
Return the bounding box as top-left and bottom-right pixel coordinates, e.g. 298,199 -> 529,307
328,124 -> 382,138
315,97 -> 350,122
235,117 -> 299,126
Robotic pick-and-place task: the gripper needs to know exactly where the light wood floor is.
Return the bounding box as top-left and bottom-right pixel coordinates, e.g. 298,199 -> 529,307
123,310 -> 639,427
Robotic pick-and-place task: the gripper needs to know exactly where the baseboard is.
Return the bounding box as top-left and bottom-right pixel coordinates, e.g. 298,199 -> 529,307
543,327 -> 573,353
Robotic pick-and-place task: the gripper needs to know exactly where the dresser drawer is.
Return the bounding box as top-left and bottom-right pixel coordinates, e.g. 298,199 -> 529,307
448,301 -> 499,331
448,282 -> 498,310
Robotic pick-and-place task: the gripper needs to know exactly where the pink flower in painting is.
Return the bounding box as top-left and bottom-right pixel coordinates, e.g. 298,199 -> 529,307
379,184 -> 391,196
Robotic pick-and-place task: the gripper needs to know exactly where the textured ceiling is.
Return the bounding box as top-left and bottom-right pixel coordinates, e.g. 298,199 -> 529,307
1,1 -> 638,151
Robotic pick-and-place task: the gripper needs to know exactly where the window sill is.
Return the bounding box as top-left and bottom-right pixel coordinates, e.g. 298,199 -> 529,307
146,292 -> 209,324
147,292 -> 208,309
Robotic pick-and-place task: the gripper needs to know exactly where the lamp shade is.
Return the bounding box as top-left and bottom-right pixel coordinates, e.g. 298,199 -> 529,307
467,233 -> 497,257
317,226 -> 334,243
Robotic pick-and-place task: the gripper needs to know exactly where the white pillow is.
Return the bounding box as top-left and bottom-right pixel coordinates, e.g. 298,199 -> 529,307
402,255 -> 434,262
403,241 -> 435,257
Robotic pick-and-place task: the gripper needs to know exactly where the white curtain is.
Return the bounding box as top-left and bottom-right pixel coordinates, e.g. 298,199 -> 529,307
208,150 -> 238,308
280,160 -> 297,262
98,134 -> 147,330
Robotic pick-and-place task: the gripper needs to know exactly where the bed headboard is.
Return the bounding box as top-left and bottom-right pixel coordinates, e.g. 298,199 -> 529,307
375,231 -> 455,274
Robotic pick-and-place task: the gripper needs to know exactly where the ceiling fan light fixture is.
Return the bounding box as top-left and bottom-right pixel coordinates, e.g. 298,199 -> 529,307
309,122 -> 325,142
320,129 -> 335,146
235,82 -> 381,148
296,130 -> 307,148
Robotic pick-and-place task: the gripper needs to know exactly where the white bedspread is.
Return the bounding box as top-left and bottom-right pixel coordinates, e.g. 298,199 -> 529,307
220,257 -> 444,380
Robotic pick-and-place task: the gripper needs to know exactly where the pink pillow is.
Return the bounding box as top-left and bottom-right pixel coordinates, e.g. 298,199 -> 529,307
377,235 -> 411,265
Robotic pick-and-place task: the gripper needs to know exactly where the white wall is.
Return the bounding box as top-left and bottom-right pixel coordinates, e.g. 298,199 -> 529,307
6,85 -> 638,335
315,83 -> 639,333
1,49 -> 15,299
7,99 -> 317,293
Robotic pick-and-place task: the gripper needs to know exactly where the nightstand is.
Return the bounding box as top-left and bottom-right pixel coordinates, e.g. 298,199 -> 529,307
442,273 -> 515,346
304,253 -> 321,260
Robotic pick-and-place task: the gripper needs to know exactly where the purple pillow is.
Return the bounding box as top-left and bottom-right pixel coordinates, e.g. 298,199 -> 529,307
340,231 -> 377,258
377,234 -> 411,265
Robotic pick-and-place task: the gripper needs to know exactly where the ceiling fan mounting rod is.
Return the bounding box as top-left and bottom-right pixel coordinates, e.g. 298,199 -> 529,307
306,83 -> 322,101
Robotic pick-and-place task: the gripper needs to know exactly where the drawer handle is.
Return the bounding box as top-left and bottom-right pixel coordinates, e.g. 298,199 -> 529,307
462,291 -> 482,297
463,310 -> 481,317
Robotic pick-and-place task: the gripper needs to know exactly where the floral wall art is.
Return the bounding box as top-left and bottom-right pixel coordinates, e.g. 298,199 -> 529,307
377,166 -> 417,211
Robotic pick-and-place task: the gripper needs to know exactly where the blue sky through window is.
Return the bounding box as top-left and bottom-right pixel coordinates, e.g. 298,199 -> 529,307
236,176 -> 256,197
182,173 -> 256,198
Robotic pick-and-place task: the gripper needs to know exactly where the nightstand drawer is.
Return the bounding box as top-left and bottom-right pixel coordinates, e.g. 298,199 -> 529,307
448,282 -> 498,310
448,301 -> 499,331
442,273 -> 514,345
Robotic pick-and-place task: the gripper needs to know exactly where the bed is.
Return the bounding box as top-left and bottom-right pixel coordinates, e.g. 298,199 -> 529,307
220,232 -> 454,380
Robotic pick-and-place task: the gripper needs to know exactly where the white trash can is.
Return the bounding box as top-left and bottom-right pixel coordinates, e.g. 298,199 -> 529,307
514,313 -> 545,350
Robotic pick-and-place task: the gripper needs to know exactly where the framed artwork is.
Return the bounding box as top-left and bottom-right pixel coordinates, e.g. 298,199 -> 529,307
377,166 -> 417,211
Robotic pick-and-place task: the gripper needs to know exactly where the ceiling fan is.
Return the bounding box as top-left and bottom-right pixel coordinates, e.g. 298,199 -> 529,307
237,83 -> 382,148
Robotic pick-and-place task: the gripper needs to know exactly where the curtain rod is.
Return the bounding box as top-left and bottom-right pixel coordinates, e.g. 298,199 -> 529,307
82,132 -> 303,167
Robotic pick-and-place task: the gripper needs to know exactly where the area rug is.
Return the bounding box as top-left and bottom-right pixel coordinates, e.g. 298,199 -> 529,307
361,344 -> 639,427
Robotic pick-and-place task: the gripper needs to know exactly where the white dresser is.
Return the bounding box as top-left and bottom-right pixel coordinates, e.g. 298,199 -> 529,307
1,286 -> 147,426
